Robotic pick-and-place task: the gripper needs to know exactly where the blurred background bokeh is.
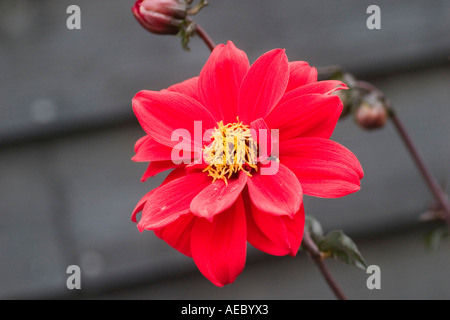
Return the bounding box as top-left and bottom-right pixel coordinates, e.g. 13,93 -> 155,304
1,0 -> 449,299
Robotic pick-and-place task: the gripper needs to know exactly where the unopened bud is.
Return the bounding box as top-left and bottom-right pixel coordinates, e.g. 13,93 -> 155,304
132,0 -> 187,35
355,94 -> 388,130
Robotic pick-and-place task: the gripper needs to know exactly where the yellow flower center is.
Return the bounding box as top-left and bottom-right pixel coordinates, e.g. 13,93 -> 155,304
203,119 -> 258,184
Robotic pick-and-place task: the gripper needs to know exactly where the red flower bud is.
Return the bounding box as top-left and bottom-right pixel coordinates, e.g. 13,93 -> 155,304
355,95 -> 388,130
132,0 -> 187,35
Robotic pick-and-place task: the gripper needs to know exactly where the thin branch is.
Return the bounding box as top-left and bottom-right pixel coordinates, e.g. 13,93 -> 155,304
356,80 -> 450,225
390,112 -> 450,224
302,231 -> 348,300
193,20 -> 216,51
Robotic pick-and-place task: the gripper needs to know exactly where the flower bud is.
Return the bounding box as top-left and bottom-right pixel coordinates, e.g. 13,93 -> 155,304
132,0 -> 187,35
354,94 -> 388,130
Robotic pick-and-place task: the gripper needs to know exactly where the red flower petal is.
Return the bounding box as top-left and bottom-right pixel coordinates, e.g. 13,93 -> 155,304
199,41 -> 250,123
280,137 -> 364,198
134,134 -> 150,153
238,49 -> 289,123
154,214 -> 196,257
286,61 -> 318,92
283,205 -> 306,257
190,171 -> 248,221
245,193 -> 305,256
191,196 -> 247,287
247,162 -> 302,217
265,94 -> 343,140
132,90 -> 216,148
132,189 -> 154,223
164,76 -> 200,101
132,167 -> 187,222
137,172 -> 211,231
140,160 -> 180,182
132,135 -> 185,162
250,118 -> 272,161
277,80 -> 347,106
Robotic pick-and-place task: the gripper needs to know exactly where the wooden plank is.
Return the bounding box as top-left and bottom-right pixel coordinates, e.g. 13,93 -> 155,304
0,0 -> 449,135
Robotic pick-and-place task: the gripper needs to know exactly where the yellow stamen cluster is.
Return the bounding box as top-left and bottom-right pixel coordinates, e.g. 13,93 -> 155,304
203,120 -> 258,184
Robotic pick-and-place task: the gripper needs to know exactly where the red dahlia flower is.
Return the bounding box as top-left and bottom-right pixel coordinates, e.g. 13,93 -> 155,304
131,41 -> 363,287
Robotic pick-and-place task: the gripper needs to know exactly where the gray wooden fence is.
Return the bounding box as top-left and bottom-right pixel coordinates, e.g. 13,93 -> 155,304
0,0 -> 449,299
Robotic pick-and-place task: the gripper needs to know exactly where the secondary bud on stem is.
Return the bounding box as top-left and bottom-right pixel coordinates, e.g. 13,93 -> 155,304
354,93 -> 388,130
132,0 -> 187,35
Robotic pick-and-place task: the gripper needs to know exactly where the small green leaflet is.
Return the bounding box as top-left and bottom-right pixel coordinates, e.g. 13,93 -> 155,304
304,215 -> 367,270
318,230 -> 367,270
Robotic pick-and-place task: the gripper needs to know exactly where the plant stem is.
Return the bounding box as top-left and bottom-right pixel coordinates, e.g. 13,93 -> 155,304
302,231 -> 348,300
356,80 -> 450,224
390,112 -> 450,224
193,21 -> 216,51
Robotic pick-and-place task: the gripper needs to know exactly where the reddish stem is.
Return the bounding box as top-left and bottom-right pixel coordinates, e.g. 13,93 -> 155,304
302,232 -> 348,300
390,112 -> 450,224
194,21 -> 216,51
356,80 -> 450,224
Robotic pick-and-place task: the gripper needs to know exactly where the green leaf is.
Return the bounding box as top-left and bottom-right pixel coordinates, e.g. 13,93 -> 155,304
178,27 -> 191,51
177,20 -> 197,51
318,230 -> 367,270
304,215 -> 324,244
424,226 -> 450,251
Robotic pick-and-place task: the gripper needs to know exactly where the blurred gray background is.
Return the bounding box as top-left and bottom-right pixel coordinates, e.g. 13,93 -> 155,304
0,0 -> 449,300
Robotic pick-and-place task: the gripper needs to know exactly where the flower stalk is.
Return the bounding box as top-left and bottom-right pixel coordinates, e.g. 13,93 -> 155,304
301,231 -> 347,300
390,110 -> 450,225
189,18 -> 216,51
355,80 -> 450,225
